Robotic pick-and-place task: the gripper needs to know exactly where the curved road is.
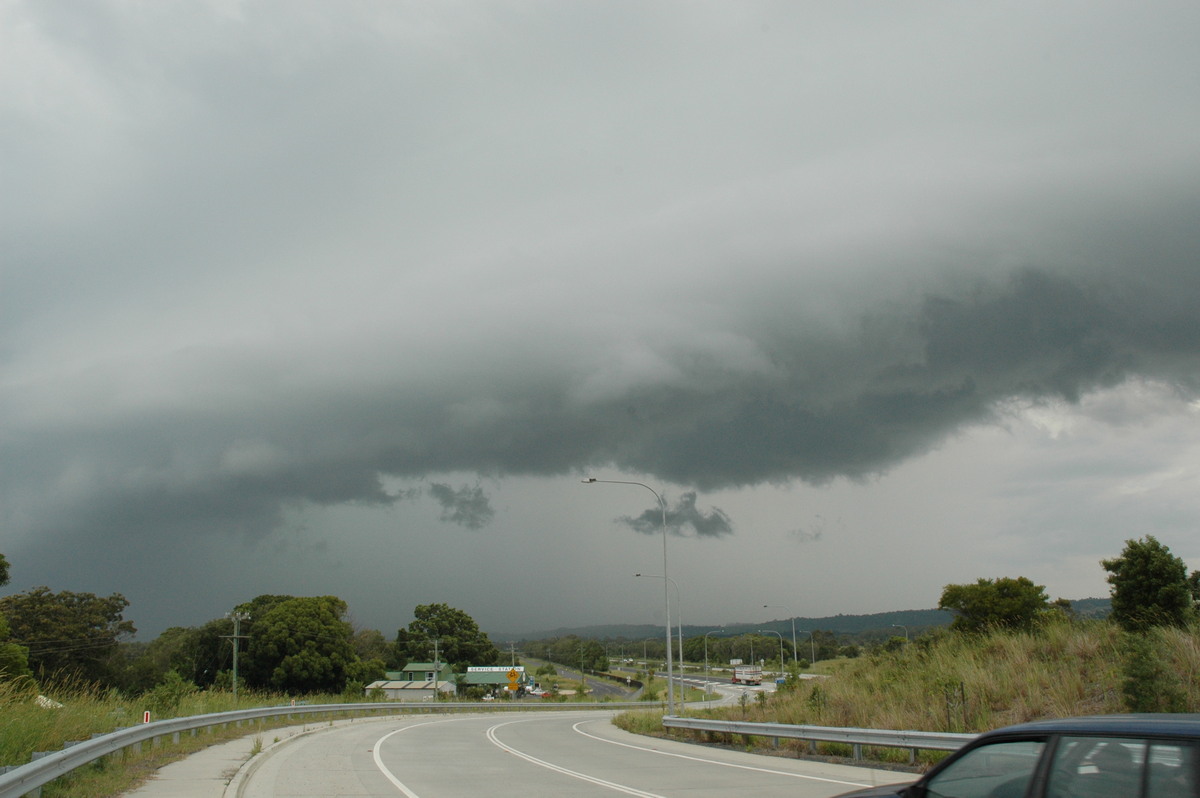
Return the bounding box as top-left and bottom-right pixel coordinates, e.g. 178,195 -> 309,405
237,710 -> 902,797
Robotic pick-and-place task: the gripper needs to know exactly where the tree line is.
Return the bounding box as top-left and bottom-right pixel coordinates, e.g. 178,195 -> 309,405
523,629 -> 859,670
0,553 -> 498,698
525,535 -> 1200,678
2,534 -> 1194,700
936,535 -> 1200,634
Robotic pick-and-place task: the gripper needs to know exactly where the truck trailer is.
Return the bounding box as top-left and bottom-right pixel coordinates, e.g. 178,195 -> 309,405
730,665 -> 763,685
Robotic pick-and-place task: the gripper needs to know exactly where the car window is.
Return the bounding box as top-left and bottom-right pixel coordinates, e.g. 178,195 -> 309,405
1045,736 -> 1145,798
1044,736 -> 1199,798
924,739 -> 1045,798
1147,742 -> 1198,798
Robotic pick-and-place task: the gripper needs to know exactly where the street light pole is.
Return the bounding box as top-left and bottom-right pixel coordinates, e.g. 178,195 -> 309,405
891,624 -> 909,642
636,573 -> 682,679
583,478 -> 676,715
763,604 -> 798,663
759,629 -> 785,674
799,630 -> 816,664
703,629 -> 724,695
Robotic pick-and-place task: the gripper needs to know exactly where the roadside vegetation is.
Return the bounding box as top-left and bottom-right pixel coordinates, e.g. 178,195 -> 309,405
3,535 -> 1198,788
0,674 -> 364,797
618,618 -> 1200,765
618,536 -> 1200,765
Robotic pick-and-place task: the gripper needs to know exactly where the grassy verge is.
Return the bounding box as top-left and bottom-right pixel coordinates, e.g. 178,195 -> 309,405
618,620 -> 1200,765
0,676 -> 365,798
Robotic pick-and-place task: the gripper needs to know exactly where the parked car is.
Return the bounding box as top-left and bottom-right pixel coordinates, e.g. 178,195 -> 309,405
834,714 -> 1200,798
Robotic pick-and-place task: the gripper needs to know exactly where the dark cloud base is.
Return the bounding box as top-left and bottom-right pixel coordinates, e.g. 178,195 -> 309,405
9,262 -> 1198,553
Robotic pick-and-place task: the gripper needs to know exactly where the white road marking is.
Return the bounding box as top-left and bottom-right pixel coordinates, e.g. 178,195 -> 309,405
486,718 -> 667,797
571,718 -> 872,788
372,718 -> 462,797
370,712 -> 877,796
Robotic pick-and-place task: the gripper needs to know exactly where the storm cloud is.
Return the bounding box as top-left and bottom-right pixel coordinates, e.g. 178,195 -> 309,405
3,1 -> 1199,635
618,492 -> 734,539
429,483 -> 495,531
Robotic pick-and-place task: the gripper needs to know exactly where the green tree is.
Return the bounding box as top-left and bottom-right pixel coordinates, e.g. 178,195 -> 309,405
0,614 -> 32,681
234,594 -> 296,624
395,603 -> 499,669
352,628 -> 397,667
143,669 -> 199,714
0,554 -> 32,681
1102,535 -> 1198,631
937,576 -> 1050,633
243,596 -> 357,693
1121,632 -> 1186,712
0,586 -> 135,683
112,623 -> 231,694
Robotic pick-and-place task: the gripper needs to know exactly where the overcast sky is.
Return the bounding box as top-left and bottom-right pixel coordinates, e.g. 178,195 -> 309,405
4,1 -> 1200,641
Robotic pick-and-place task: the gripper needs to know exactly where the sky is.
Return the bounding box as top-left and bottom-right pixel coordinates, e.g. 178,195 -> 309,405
3,1 -> 1200,641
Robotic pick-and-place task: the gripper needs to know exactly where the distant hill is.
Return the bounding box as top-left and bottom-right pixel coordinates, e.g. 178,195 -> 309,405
1066,597 -> 1112,619
493,599 -> 1110,643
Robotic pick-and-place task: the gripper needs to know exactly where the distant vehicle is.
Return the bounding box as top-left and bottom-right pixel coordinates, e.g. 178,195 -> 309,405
833,714 -> 1200,798
731,666 -> 762,685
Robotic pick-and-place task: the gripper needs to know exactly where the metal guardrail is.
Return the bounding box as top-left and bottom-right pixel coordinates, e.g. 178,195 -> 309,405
662,715 -> 975,761
0,700 -> 646,798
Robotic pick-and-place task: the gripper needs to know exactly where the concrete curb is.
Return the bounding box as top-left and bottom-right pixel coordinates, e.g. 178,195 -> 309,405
222,717 -> 390,798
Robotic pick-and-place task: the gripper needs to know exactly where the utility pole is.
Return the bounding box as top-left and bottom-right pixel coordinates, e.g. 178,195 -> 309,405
223,611 -> 251,701
432,638 -> 441,699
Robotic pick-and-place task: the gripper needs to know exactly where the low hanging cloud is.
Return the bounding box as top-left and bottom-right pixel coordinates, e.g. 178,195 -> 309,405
618,492 -> 734,539
427,484 -> 495,530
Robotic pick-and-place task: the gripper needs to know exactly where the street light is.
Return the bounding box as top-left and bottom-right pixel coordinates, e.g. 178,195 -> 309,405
799,630 -> 816,664
763,604 -> 798,663
703,629 -> 724,695
583,478 -> 676,715
892,624 -> 909,642
758,629 -> 785,674
636,573 -> 682,674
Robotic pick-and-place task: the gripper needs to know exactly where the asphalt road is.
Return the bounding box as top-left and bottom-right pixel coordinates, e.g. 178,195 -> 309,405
236,710 -> 905,797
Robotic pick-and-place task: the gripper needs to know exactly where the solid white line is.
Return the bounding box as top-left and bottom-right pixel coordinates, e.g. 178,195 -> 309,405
571,718 -> 872,788
486,718 -> 667,797
372,718 -> 462,797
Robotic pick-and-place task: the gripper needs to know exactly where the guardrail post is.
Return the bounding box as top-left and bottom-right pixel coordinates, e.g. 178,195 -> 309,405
852,743 -> 862,761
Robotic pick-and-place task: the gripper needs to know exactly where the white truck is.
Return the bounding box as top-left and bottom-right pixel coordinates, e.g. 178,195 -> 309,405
730,665 -> 762,685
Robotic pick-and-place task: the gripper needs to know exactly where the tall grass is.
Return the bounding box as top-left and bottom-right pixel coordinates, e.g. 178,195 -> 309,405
694,619 -> 1200,736
0,673 -> 349,769
618,620 -> 1200,756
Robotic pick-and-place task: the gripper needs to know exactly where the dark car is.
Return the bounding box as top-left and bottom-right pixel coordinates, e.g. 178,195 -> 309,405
834,714 -> 1200,798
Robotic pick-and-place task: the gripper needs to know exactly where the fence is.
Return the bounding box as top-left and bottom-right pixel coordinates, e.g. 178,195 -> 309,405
661,715 -> 974,762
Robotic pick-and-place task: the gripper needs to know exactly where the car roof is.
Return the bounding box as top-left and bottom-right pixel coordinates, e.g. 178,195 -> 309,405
984,714 -> 1200,740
